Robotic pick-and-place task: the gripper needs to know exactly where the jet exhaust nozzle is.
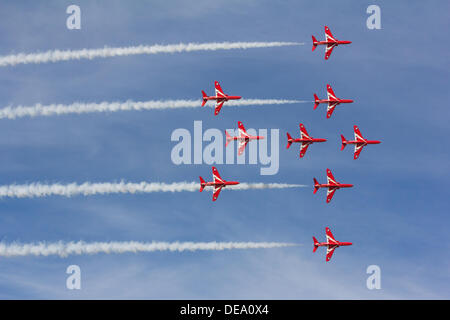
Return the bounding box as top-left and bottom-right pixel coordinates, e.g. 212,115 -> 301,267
201,90 -> 208,107
286,133 -> 293,149
225,130 -> 232,147
199,176 -> 206,192
313,93 -> 320,109
313,178 -> 320,194
313,236 -> 319,252
340,135 -> 347,150
311,35 -> 318,51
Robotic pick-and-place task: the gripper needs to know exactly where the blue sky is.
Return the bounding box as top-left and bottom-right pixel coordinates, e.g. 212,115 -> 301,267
0,0 -> 448,299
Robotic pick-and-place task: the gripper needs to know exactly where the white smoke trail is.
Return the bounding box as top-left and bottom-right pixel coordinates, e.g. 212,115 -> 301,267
0,99 -> 308,120
0,42 -> 304,67
0,181 -> 306,199
232,183 -> 307,190
0,241 -> 299,258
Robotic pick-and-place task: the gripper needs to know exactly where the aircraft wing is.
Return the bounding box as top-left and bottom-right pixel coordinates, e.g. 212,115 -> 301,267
325,227 -> 338,244
326,84 -> 337,100
354,144 -> 365,160
299,123 -> 310,139
299,142 -> 310,158
214,100 -> 225,116
325,26 -> 337,42
326,102 -> 338,118
354,125 -> 365,141
326,168 -> 337,185
326,187 -> 338,203
238,121 -> 249,138
212,185 -> 223,202
238,139 -> 249,156
325,43 -> 336,60
215,81 -> 226,98
212,166 -> 224,184
326,245 -> 337,262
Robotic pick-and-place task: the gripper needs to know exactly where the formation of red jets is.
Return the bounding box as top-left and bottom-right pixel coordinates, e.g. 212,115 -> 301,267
198,27 -> 376,261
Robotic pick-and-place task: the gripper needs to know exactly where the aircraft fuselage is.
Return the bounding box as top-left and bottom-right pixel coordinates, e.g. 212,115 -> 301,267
345,140 -> 381,145
204,95 -> 241,101
316,241 -> 353,247
202,181 -> 240,188
315,40 -> 352,46
289,138 -> 327,144
317,183 -> 354,189
231,136 -> 264,141
318,99 -> 354,104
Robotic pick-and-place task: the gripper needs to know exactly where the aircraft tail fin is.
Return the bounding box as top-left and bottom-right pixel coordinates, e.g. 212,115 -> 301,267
313,178 -> 319,194
286,133 -> 293,149
312,35 -> 318,51
199,176 -> 206,192
225,130 -> 232,147
313,93 -> 320,109
201,90 -> 208,107
313,236 -> 319,252
340,134 -> 347,150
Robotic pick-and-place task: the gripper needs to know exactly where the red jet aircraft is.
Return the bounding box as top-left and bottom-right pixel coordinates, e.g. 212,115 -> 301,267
341,125 -> 381,160
225,121 -> 264,156
286,123 -> 327,158
313,227 -> 353,262
313,168 -> 353,203
202,81 -> 242,116
314,84 -> 354,119
312,26 -> 352,60
199,166 -> 239,201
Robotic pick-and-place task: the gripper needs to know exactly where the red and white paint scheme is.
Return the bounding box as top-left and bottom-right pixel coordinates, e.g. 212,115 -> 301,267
313,168 -> 353,203
225,121 -> 264,156
201,81 -> 242,116
312,26 -> 352,60
199,166 -> 239,201
341,125 -> 381,160
286,123 -> 327,158
314,84 -> 354,119
313,227 -> 353,262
